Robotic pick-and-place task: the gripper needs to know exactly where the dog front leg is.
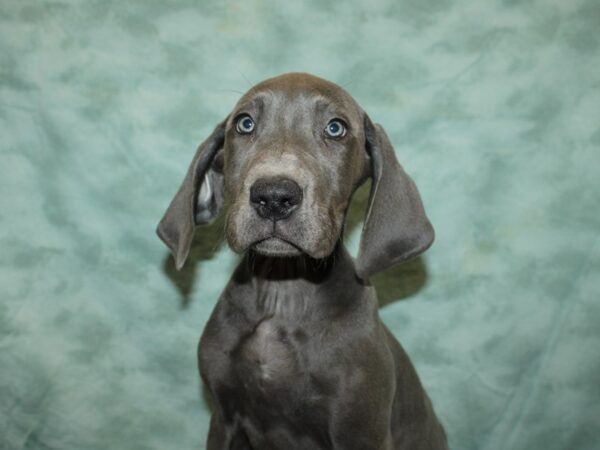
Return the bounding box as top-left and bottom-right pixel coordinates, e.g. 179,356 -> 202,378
330,423 -> 393,450
207,412 -> 252,450
328,361 -> 395,450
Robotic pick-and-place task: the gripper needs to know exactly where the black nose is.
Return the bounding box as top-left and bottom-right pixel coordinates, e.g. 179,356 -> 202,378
250,178 -> 303,221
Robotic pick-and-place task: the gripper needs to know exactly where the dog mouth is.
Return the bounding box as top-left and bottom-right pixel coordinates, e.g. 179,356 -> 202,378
251,236 -> 303,257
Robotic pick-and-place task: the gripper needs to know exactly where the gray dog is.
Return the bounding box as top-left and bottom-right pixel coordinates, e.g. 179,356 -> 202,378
157,73 -> 448,449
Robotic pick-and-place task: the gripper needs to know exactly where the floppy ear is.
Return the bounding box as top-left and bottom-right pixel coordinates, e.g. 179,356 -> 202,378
156,120 -> 227,270
356,116 -> 435,279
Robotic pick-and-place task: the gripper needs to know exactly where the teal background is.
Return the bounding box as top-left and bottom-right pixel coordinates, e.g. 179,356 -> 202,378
1,1 -> 599,449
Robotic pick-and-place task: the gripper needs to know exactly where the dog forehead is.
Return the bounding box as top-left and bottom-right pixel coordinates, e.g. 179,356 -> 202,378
235,73 -> 361,118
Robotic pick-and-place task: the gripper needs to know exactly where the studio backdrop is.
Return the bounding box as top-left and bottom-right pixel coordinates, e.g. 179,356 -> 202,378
1,1 -> 599,449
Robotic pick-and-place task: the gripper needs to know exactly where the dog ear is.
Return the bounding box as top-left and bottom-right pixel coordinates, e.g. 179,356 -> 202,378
156,119 -> 227,270
356,116 -> 434,279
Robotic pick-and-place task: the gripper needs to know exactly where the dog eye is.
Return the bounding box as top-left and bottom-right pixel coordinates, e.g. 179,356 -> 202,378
325,119 -> 346,138
236,115 -> 255,134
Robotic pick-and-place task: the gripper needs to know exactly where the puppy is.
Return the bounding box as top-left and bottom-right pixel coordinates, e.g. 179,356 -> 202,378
158,73 -> 448,449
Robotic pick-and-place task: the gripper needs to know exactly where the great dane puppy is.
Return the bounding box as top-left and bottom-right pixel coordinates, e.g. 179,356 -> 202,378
157,73 -> 448,449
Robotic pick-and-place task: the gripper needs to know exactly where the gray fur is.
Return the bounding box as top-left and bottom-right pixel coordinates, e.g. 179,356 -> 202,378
157,73 -> 446,449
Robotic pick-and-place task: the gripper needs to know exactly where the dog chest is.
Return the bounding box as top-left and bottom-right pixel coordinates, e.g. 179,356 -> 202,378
236,317 -> 300,384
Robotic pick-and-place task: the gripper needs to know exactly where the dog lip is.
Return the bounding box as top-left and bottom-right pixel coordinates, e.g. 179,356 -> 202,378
251,235 -> 304,256
256,235 -> 300,248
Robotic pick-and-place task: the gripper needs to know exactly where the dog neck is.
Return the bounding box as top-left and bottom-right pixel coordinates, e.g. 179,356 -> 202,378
230,243 -> 364,319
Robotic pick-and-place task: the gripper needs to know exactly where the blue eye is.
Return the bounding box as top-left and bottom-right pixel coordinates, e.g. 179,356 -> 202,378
236,115 -> 255,134
325,119 -> 346,138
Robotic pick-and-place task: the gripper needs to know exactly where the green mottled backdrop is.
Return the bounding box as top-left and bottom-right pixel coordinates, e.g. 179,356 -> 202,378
1,1 -> 599,449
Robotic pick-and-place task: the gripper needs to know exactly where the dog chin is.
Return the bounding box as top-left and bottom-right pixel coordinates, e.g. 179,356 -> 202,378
251,237 -> 303,257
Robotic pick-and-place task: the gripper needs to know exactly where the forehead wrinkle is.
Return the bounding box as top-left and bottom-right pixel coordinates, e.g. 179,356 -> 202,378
254,94 -> 311,132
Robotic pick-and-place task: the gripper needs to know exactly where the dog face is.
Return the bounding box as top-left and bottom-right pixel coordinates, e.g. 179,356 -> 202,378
222,74 -> 368,259
157,73 -> 434,278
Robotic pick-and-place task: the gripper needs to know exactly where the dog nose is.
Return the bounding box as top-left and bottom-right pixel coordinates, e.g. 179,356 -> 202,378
250,178 -> 303,221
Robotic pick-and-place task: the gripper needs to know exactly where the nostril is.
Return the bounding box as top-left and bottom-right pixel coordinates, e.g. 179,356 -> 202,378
250,178 -> 303,221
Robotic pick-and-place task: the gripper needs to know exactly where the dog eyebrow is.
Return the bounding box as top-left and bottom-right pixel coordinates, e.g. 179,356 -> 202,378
312,96 -> 335,111
232,94 -> 267,118
312,97 -> 351,122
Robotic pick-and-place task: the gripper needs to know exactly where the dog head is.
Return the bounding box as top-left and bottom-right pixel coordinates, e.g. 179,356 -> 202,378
157,73 -> 434,278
